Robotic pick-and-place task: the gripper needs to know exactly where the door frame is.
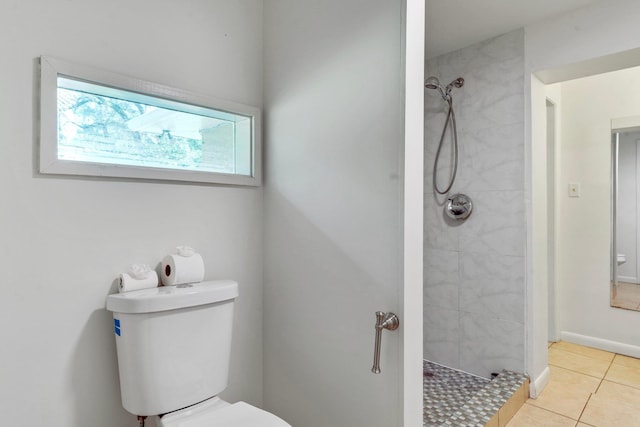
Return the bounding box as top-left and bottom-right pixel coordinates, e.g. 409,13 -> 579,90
401,0 -> 425,425
546,98 -> 559,342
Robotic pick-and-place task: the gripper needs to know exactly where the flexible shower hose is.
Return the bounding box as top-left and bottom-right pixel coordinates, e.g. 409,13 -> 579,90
433,97 -> 458,195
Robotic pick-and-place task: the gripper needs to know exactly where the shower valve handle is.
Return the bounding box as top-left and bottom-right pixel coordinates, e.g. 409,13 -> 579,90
371,311 -> 399,374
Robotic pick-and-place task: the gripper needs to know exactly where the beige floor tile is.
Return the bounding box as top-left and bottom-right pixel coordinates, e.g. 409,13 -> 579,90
576,424 -> 595,427
580,392 -> 640,427
528,366 -> 600,420
506,403 -> 576,427
604,363 -> 640,389
595,381 -> 640,407
548,347 -> 611,378
553,342 -> 614,362
612,354 -> 640,369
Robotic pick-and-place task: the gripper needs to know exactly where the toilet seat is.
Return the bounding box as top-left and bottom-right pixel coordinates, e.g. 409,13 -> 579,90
158,397 -> 291,427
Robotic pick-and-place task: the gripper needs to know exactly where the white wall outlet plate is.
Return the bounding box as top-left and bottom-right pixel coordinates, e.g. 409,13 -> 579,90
568,183 -> 581,197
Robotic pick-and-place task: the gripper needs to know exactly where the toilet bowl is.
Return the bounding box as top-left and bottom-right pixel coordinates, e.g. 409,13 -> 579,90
157,397 -> 289,427
106,280 -> 290,427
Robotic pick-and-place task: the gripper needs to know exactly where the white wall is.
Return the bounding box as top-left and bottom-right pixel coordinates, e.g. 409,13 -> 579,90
526,0 -> 640,79
545,83 -> 562,344
528,75 -> 550,396
553,67 -> 640,352
262,1 -> 404,426
528,79 -> 566,397
0,1 -> 264,426
524,0 -> 640,390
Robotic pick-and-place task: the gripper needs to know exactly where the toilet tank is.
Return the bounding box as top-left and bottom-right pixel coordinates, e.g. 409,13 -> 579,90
106,280 -> 238,416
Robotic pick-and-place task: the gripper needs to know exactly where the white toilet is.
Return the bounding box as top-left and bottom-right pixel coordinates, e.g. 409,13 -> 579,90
106,280 -> 290,427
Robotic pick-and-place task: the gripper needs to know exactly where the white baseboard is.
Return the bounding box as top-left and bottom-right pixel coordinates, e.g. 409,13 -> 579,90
528,366 -> 550,399
560,331 -> 640,358
617,275 -> 639,284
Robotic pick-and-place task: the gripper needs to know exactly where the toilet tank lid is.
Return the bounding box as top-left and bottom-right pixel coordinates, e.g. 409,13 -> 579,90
106,280 -> 238,314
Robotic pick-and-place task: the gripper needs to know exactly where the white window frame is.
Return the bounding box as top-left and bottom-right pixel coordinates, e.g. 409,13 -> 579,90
39,56 -> 261,186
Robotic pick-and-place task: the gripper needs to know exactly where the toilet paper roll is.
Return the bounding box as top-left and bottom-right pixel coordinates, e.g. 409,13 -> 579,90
118,271 -> 159,293
160,253 -> 205,286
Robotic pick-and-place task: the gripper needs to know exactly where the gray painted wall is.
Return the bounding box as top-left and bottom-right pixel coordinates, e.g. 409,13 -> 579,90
0,2 -> 264,426
262,1 -> 404,426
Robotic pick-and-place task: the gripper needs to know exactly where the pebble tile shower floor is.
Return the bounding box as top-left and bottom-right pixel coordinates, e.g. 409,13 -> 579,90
423,360 -> 528,427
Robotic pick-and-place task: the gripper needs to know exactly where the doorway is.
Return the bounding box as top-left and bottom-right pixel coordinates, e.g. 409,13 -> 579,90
530,61 -> 640,391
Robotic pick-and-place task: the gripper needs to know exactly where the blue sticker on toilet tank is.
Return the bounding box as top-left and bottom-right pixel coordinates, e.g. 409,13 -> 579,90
114,318 -> 121,336
114,326 -> 121,336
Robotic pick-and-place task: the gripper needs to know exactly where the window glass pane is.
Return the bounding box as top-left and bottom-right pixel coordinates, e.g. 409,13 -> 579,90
56,77 -> 252,175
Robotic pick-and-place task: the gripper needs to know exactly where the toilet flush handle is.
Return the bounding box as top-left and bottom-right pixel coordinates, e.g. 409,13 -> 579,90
371,311 -> 399,374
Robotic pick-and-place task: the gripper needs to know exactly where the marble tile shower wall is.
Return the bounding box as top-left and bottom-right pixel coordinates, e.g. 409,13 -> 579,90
423,29 -> 525,378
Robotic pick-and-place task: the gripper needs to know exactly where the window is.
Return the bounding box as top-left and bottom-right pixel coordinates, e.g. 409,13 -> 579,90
40,56 -> 261,185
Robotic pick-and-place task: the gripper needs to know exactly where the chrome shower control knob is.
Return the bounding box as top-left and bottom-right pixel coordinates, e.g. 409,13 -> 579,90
445,194 -> 473,220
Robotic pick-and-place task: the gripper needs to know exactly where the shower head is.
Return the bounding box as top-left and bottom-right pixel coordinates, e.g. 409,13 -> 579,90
425,76 -> 447,99
445,77 -> 464,92
425,76 -> 441,90
425,76 -> 464,101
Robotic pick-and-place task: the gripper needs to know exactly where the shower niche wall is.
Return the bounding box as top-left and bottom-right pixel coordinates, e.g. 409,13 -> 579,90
423,29 -> 526,379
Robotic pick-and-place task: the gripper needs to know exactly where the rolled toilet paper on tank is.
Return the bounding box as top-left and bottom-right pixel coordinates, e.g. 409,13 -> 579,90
118,271 -> 159,293
160,253 -> 205,286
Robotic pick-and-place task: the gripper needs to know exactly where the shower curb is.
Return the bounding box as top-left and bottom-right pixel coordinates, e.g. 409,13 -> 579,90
423,360 -> 529,427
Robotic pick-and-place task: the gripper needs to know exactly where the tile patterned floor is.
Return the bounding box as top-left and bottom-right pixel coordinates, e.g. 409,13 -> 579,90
507,341 -> 640,427
423,361 -> 489,426
423,360 -> 528,427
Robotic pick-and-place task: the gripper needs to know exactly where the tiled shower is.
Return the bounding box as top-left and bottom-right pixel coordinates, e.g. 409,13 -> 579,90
423,25 -> 527,404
